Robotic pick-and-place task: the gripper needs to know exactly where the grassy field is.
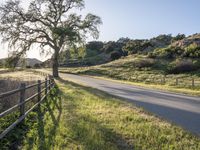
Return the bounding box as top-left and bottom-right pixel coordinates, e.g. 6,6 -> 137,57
59,55 -> 200,96
0,71 -> 45,112
0,70 -> 45,81
1,77 -> 199,149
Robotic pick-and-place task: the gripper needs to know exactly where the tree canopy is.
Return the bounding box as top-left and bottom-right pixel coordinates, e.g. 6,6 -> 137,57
0,0 -> 102,77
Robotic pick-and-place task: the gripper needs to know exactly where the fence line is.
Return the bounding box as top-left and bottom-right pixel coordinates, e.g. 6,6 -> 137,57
0,75 -> 55,139
129,75 -> 200,88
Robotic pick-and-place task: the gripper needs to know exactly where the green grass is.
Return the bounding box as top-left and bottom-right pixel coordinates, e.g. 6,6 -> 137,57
59,55 -> 200,96
2,78 -> 199,150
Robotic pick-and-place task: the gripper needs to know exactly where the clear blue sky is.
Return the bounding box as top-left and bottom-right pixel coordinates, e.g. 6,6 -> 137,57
84,0 -> 200,41
0,0 -> 200,60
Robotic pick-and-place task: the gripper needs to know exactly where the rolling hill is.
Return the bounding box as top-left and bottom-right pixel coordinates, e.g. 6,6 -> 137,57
0,58 -> 42,67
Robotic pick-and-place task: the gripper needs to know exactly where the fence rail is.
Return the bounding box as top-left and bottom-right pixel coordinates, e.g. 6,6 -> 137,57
0,75 -> 55,139
128,75 -> 200,88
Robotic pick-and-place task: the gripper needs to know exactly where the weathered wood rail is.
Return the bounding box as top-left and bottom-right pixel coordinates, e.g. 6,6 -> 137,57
0,76 -> 55,139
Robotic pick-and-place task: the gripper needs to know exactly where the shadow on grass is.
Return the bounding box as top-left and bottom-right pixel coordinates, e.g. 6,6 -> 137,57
5,77 -> 134,149
57,77 -> 134,150
26,87 -> 62,150
0,86 -> 62,150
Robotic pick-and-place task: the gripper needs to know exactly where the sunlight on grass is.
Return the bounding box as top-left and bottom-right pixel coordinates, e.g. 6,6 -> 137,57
59,55 -> 200,96
19,79 -> 200,150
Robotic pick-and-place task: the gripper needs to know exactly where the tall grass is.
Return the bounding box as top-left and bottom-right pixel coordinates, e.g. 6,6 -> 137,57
0,71 -> 45,113
0,70 -> 48,149
20,79 -> 200,150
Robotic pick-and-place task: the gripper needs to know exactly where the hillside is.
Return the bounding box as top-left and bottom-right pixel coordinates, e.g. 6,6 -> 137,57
58,33 -> 200,67
60,54 -> 200,95
172,33 -> 200,48
0,58 -> 42,67
25,58 -> 42,67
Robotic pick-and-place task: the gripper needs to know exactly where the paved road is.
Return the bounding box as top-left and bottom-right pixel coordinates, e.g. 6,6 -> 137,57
61,73 -> 200,136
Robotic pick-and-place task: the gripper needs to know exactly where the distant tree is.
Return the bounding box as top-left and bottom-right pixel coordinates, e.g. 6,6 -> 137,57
5,51 -> 22,68
34,63 -> 41,68
0,61 -> 3,68
110,51 -> 121,60
86,41 -> 104,51
117,37 -> 130,45
102,41 -> 122,53
153,34 -> 172,43
26,65 -> 32,69
0,0 -> 102,77
122,40 -> 145,54
172,34 -> 186,42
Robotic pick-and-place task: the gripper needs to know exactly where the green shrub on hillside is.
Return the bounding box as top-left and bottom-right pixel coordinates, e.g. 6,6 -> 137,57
122,40 -> 151,54
183,43 -> 200,58
167,59 -> 198,74
172,34 -> 186,42
151,47 -> 184,58
86,41 -> 104,52
110,51 -> 122,60
132,58 -> 155,69
151,43 -> 200,59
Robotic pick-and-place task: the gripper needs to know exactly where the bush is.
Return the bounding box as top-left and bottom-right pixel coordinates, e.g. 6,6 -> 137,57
147,52 -> 156,58
86,41 -> 104,51
26,65 -> 32,69
101,41 -> 118,53
133,58 -> 155,68
151,43 -> 200,59
110,51 -> 122,60
167,59 -> 198,74
34,63 -> 41,68
183,44 -> 200,58
152,47 -> 184,59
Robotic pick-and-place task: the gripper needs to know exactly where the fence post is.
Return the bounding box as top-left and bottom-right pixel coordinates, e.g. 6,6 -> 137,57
176,78 -> 178,86
49,76 -> 51,91
152,77 -> 155,83
19,83 -> 26,117
51,78 -> 54,88
192,78 -> 195,88
38,80 -> 41,103
45,77 -> 48,100
163,75 -> 166,84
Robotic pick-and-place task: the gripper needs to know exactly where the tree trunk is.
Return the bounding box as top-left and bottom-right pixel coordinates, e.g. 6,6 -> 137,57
52,49 -> 59,78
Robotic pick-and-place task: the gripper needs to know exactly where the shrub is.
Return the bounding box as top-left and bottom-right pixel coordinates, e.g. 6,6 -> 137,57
167,59 -> 198,74
133,58 -> 155,68
152,47 -> 184,59
86,41 -> 104,51
172,34 -> 185,42
26,65 -> 32,69
110,51 -> 122,60
122,40 -> 147,54
34,63 -> 41,68
147,52 -> 156,58
183,43 -> 200,58
102,41 -> 120,54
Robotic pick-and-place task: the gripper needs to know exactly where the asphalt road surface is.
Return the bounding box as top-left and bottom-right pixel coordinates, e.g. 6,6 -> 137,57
61,73 -> 200,136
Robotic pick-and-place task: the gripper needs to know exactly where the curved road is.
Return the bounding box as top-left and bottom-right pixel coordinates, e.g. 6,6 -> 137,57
61,73 -> 200,136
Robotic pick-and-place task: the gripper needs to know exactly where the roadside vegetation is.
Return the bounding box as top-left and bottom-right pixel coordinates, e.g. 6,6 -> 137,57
56,33 -> 200,95
59,54 -> 200,96
0,71 -> 45,112
0,71 -> 47,149
1,78 -> 200,149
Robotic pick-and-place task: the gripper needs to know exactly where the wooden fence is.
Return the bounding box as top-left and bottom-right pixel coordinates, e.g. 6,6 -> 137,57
0,76 -> 55,139
129,75 -> 200,88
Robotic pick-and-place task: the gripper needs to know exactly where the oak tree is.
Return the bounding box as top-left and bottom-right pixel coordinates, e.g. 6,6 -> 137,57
0,0 -> 102,77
